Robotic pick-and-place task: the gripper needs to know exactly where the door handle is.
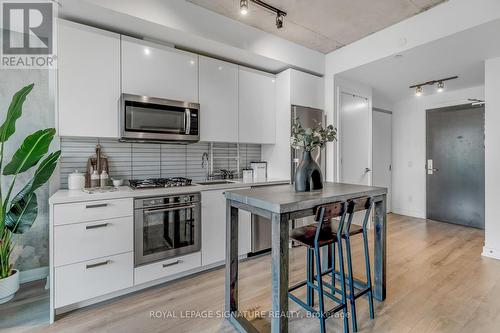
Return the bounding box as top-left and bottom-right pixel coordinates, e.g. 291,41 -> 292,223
86,223 -> 108,230
86,260 -> 110,269
163,260 -> 181,268
144,204 -> 198,214
185,109 -> 191,135
364,168 -> 372,173
85,203 -> 108,209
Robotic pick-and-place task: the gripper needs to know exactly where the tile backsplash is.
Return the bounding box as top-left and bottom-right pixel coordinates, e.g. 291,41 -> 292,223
59,138 -> 261,188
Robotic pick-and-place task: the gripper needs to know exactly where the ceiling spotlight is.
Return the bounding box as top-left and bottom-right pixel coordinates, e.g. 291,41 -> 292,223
436,81 -> 444,92
240,0 -> 248,15
276,14 -> 284,29
415,86 -> 423,97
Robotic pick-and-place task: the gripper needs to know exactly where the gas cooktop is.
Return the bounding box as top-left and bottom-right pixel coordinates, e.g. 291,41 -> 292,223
129,177 -> 193,189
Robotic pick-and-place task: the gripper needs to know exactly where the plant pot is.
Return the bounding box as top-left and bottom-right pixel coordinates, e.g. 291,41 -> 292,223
294,150 -> 323,192
0,269 -> 20,304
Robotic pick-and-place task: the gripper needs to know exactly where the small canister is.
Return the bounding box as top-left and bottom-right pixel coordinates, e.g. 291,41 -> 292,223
242,169 -> 253,183
68,170 -> 85,190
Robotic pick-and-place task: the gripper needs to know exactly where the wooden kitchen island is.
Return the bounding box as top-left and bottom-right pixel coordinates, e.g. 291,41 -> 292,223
224,182 -> 388,333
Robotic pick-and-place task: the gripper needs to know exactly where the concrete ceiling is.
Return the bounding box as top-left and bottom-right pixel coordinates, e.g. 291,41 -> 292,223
187,0 -> 447,54
339,18 -> 500,101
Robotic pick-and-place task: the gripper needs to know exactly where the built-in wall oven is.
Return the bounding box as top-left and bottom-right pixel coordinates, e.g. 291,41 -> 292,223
121,93 -> 200,143
134,193 -> 201,266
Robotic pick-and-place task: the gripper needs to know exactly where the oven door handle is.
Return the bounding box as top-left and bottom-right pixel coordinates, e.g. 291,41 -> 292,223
144,204 -> 198,214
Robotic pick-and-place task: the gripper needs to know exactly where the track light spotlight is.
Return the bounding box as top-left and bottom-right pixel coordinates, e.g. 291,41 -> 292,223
276,14 -> 284,29
436,81 -> 444,92
415,86 -> 423,97
240,0 -> 248,15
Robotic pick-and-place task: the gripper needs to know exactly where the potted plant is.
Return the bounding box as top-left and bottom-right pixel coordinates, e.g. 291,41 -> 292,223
291,119 -> 336,192
0,84 -> 61,304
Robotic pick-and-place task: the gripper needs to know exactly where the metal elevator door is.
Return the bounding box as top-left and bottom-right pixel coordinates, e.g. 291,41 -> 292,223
426,104 -> 485,229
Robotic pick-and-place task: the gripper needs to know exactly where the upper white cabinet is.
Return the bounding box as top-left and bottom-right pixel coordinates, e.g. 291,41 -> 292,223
58,20 -> 121,138
199,56 -> 238,142
238,67 -> 276,144
121,37 -> 198,103
290,69 -> 324,110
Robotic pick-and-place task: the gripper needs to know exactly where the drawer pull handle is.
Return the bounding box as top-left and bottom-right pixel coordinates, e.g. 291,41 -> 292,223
85,203 -> 108,209
86,223 -> 108,230
162,260 -> 181,268
86,260 -> 110,269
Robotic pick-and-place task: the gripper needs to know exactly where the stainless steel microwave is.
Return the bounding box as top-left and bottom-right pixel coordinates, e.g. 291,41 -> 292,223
120,94 -> 200,143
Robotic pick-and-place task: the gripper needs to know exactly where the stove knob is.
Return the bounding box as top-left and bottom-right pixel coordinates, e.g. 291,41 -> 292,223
183,196 -> 190,202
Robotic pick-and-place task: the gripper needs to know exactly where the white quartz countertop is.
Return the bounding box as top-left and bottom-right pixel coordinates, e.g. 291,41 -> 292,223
49,178 -> 290,204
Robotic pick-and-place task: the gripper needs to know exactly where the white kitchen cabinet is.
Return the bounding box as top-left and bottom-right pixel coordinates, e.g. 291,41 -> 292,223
54,216 -> 133,267
54,252 -> 133,308
199,56 -> 239,142
290,69 -> 324,110
238,66 -> 276,144
134,252 -> 201,285
121,36 -> 198,103
57,20 -> 121,138
201,189 -> 251,266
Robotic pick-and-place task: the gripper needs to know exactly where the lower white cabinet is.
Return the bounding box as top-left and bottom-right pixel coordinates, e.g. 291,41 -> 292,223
54,216 -> 133,267
134,252 -> 201,285
201,189 -> 251,266
54,252 -> 133,308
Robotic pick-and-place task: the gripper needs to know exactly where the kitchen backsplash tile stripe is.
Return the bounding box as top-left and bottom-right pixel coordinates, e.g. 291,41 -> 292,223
59,138 -> 261,188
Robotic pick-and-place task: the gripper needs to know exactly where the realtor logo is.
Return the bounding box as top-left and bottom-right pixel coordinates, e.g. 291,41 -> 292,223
1,1 -> 56,68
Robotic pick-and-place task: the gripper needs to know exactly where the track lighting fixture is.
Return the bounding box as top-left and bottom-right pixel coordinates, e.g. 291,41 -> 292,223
239,0 -> 287,29
240,0 -> 248,15
415,86 -> 423,97
410,76 -> 458,96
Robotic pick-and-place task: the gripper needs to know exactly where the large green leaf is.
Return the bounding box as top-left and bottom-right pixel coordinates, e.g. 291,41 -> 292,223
2,128 -> 56,175
4,150 -> 60,234
5,193 -> 38,234
0,83 -> 34,143
29,150 -> 61,191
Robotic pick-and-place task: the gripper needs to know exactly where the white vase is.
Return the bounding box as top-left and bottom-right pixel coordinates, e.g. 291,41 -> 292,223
0,269 -> 20,304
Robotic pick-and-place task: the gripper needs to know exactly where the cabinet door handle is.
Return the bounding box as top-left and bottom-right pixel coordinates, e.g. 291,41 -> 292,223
86,260 -> 110,269
162,260 -> 181,268
85,203 -> 108,209
86,223 -> 108,230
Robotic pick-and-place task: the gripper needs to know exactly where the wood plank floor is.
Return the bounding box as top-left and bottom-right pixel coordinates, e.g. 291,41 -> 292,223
2,214 -> 500,333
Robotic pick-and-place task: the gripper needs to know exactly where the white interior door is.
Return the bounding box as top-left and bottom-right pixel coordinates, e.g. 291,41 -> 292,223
372,109 -> 392,212
340,92 -> 371,185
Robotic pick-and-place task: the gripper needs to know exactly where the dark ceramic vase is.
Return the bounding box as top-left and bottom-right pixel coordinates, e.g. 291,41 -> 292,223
294,150 -> 323,192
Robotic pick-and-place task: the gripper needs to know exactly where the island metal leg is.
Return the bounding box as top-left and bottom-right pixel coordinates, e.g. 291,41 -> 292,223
225,200 -> 259,333
271,213 -> 290,333
225,201 -> 239,314
373,195 -> 387,301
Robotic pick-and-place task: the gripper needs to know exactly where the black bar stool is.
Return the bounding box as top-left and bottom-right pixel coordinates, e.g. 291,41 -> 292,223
288,201 -> 350,333
336,197 -> 375,332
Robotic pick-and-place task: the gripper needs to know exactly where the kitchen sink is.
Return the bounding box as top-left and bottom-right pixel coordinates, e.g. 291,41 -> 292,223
196,180 -> 235,185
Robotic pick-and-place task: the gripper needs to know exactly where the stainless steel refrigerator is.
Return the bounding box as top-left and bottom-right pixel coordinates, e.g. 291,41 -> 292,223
251,105 -> 325,254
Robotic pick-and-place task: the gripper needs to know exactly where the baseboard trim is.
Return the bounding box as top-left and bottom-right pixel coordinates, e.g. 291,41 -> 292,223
482,246 -> 500,260
19,266 -> 49,284
391,207 -> 426,219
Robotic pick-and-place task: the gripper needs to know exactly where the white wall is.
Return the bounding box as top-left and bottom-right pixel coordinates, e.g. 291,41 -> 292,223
324,0 -> 500,183
392,86 -> 484,218
373,91 -> 394,111
483,57 -> 500,260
